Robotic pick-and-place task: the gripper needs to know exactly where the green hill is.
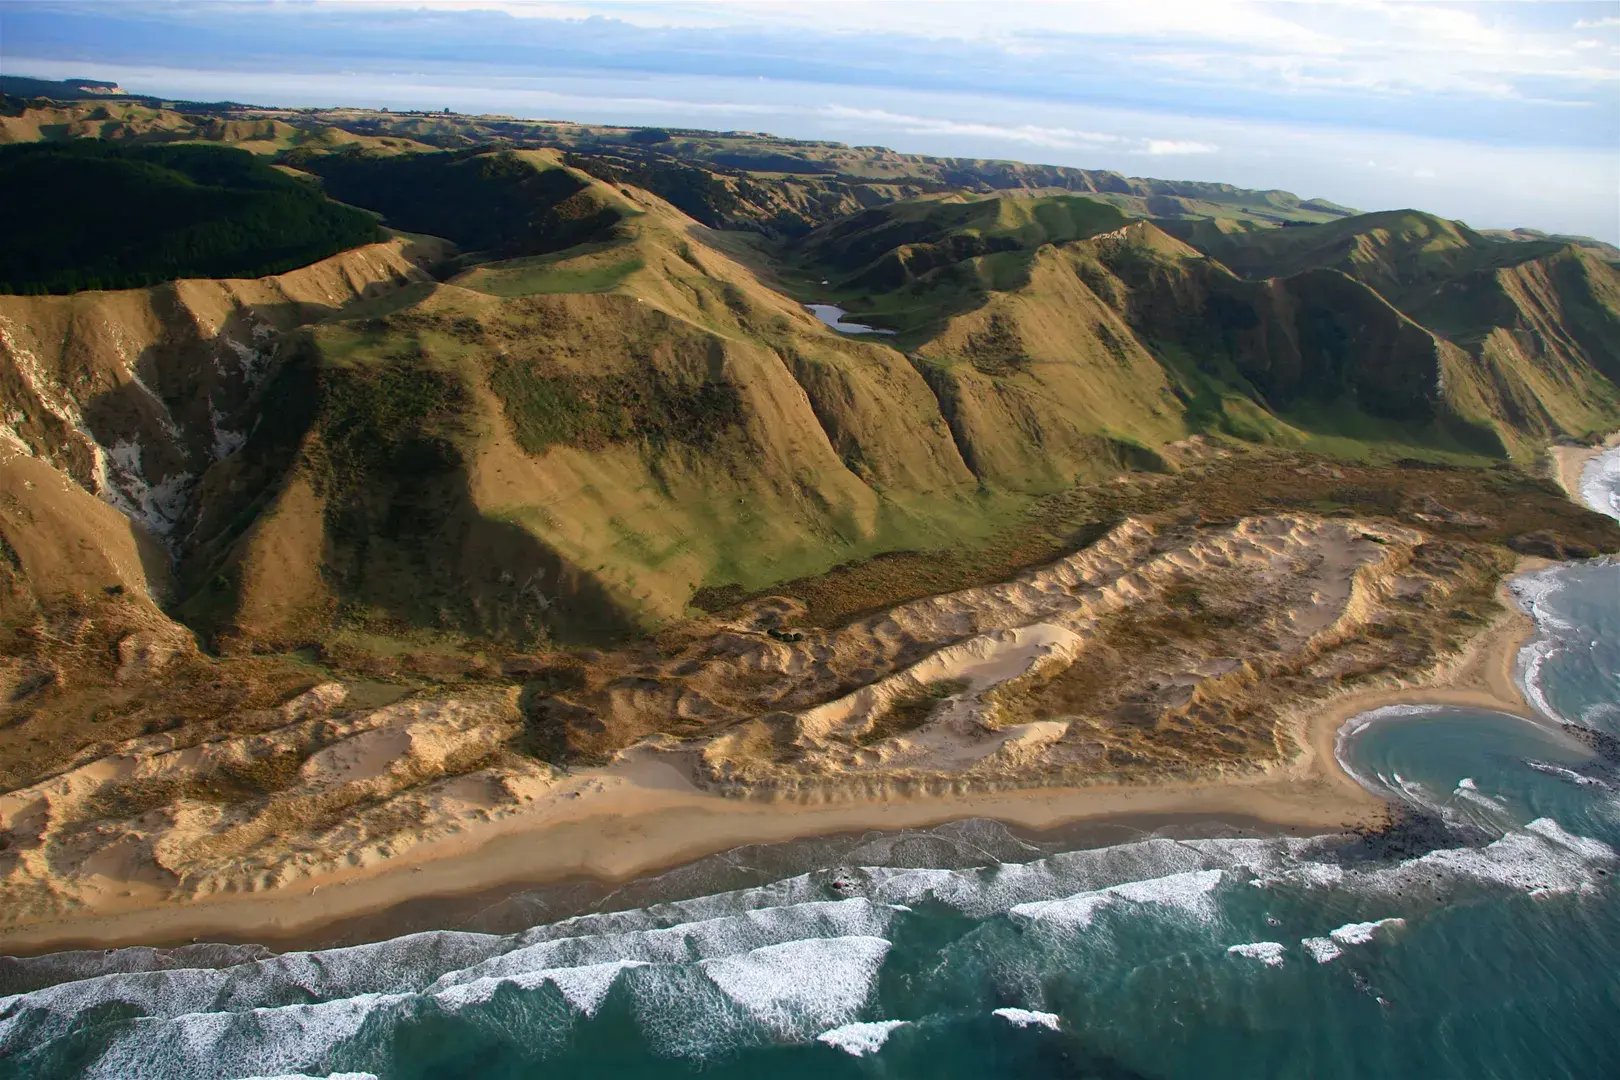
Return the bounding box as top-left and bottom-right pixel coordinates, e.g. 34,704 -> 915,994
803,193 -> 1129,275
161,180 -> 1618,645
1158,209 -> 1557,301
1156,209 -> 1620,455
2,132 -> 1618,656
1480,226 -> 1620,263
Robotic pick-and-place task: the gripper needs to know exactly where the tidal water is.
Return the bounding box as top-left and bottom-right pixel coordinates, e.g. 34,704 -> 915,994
3,449 -> 1618,1079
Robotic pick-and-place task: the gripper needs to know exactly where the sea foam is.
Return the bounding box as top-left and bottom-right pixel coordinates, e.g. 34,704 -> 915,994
1301,937 -> 1343,964
816,1019 -> 908,1056
1226,941 -> 1287,967
1527,760 -> 1608,788
1329,917 -> 1406,946
1578,445 -> 1620,523
993,1007 -> 1062,1030
430,958 -> 647,1016
1008,868 -> 1225,930
427,896 -> 892,991
698,934 -> 892,1036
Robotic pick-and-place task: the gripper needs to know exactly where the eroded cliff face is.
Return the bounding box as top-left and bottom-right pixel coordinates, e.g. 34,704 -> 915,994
0,238 -> 453,797
0,236 -> 442,548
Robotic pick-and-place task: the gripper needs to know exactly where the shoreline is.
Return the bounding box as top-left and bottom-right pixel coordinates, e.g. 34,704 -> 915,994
0,567 -> 1544,956
0,746 -> 1386,955
1550,432 -> 1620,509
29,808 -> 1327,955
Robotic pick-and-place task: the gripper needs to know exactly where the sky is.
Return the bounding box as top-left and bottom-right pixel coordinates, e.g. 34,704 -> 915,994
3,0 -> 1618,239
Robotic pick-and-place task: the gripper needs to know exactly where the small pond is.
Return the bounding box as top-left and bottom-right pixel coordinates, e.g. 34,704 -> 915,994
804,303 -> 896,335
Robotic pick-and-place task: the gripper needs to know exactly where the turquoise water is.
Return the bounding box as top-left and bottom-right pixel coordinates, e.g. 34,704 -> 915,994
3,453 -> 1619,1079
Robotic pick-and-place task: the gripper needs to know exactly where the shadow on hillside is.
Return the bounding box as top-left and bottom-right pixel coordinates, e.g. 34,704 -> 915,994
147,340 -> 637,653
315,428 -> 639,648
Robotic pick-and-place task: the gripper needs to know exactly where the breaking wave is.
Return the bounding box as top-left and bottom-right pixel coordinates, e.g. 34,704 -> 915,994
1579,444 -> 1620,524
6,763 -> 1617,1079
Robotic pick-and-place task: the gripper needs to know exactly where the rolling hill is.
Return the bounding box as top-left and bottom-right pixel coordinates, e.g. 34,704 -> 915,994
1158,209 -> 1620,456
0,113 -> 1614,661
1,95 -> 1364,238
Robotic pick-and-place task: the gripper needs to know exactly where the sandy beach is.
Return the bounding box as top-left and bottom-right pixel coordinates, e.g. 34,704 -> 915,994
0,751 -> 1385,954
1550,433 -> 1620,506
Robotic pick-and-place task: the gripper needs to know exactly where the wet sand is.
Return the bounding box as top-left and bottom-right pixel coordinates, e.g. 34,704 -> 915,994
1550,434 -> 1620,505
0,750 -> 1384,954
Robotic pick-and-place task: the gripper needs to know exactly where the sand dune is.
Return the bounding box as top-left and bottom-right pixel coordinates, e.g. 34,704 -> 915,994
0,509 -> 1540,951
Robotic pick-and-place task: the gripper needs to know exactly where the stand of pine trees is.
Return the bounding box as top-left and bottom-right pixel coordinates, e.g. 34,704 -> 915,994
0,142 -> 380,294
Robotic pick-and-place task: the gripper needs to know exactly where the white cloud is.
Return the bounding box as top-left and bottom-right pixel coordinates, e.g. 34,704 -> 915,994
818,105 -> 1217,156
1134,1 -> 1619,104
187,1 -> 1620,107
492,0 -> 1331,50
818,105 -> 1125,150
302,0 -> 624,20
1142,139 -> 1218,155
694,1 -> 1616,104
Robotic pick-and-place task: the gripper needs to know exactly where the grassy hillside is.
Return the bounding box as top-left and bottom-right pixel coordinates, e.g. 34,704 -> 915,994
1073,224 -> 1497,448
275,104 -> 1354,218
1159,210 -> 1556,301
2,96 -> 1366,239
3,116 -> 1617,660
783,196 -> 1620,467
1481,227 -> 1620,264
1158,209 -> 1620,456
803,194 -> 1129,275
0,75 -> 125,100
171,163 -> 1001,647
0,98 -> 426,155
185,180 -> 1620,646
0,141 -> 380,293
776,194 -> 1132,341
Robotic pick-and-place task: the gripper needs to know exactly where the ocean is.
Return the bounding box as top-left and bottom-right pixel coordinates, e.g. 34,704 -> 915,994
3,448 -> 1619,1080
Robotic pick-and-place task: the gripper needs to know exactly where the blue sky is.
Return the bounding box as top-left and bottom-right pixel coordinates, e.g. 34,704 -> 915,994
5,0 -> 1618,238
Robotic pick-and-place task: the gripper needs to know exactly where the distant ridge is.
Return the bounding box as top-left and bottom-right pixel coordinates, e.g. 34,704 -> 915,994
0,74 -> 125,100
